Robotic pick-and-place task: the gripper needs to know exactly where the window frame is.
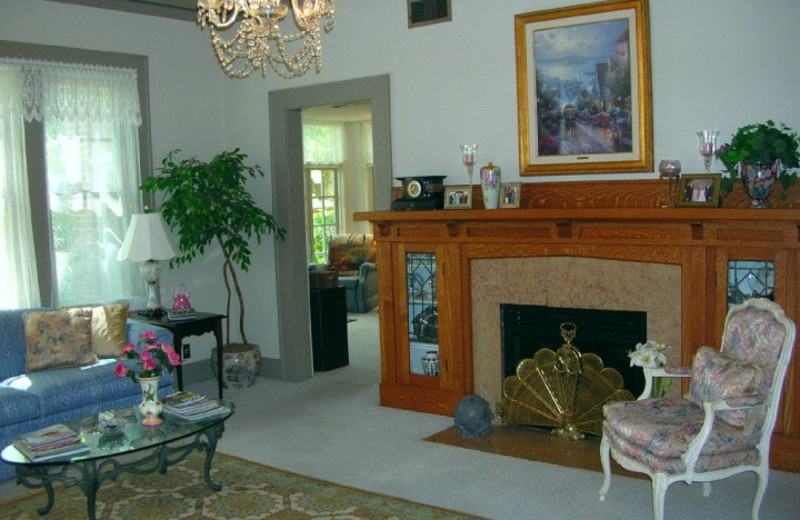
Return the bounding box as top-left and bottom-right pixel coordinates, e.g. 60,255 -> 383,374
305,165 -> 342,265
0,40 -> 152,306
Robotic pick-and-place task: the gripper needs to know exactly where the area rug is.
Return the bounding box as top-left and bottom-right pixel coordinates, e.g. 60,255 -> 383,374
0,453 -> 487,520
424,425 -> 642,480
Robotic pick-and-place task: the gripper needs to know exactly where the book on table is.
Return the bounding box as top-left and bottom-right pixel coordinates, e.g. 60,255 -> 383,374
162,391 -> 229,422
14,423 -> 89,461
166,308 -> 198,321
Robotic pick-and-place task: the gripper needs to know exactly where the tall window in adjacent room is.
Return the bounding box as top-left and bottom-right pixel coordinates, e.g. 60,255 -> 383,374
0,52 -> 148,309
303,123 -> 344,264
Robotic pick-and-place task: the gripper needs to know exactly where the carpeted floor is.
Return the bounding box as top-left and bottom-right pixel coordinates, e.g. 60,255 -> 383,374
424,424 -> 643,480
0,453 -> 488,520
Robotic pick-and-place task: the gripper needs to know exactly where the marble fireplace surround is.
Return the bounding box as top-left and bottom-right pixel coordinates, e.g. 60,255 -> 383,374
471,256 -> 682,409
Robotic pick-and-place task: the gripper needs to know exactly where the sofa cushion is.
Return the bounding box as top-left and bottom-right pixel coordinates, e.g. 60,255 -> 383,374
23,308 -> 97,372
91,302 -> 130,358
0,385 -> 41,427
3,359 -> 171,417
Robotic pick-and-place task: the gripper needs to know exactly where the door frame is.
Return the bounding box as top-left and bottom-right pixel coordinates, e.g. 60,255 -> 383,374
268,74 -> 392,380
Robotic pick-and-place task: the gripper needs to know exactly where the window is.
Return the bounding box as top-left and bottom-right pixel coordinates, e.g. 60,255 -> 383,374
0,44 -> 150,309
306,166 -> 341,264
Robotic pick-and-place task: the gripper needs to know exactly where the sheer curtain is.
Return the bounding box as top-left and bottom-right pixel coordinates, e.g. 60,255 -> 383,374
0,64 -> 40,309
0,58 -> 143,308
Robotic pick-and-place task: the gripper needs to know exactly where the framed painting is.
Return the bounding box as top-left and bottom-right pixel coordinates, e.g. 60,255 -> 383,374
676,174 -> 721,208
515,0 -> 652,176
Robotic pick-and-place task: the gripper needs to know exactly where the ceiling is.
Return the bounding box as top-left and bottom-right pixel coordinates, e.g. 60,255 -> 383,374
46,0 -> 196,21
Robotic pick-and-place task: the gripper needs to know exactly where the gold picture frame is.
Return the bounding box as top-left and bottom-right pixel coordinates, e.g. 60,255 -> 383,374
444,185 -> 473,209
515,0 -> 653,176
676,174 -> 721,208
500,182 -> 522,208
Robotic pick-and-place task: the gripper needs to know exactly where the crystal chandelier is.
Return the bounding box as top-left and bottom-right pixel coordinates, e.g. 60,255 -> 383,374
197,0 -> 335,79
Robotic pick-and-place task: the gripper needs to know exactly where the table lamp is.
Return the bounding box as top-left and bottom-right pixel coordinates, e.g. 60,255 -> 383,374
117,212 -> 180,317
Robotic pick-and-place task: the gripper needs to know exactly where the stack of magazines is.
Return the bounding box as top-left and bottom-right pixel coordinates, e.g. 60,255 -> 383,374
14,423 -> 89,461
162,392 -> 229,422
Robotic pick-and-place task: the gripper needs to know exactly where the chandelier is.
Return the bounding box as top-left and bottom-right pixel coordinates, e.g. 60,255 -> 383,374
197,0 -> 335,79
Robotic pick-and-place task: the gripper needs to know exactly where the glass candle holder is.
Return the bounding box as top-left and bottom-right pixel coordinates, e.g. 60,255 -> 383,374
696,130 -> 719,173
658,159 -> 682,207
460,144 -> 478,185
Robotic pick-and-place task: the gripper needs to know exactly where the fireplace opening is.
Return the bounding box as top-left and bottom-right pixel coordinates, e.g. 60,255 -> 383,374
501,304 -> 647,397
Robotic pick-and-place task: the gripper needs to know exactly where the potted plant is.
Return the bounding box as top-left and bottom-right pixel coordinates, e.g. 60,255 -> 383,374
716,120 -> 800,207
142,149 -> 286,361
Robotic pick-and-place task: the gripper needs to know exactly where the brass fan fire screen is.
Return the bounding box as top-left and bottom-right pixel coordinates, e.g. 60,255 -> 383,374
496,323 -> 634,440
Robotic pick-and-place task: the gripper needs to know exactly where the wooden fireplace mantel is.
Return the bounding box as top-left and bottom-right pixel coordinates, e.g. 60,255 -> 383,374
356,202 -> 800,472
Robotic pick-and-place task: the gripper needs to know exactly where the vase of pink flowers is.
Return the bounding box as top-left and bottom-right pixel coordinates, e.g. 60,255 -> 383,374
116,330 -> 181,426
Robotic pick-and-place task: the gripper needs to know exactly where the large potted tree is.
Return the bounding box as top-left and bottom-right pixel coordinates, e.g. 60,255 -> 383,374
142,148 -> 285,387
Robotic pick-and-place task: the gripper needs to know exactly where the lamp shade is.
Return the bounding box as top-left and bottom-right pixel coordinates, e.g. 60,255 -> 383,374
117,212 -> 180,262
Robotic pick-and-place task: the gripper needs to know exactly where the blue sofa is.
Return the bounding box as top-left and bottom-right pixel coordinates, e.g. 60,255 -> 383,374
0,308 -> 174,480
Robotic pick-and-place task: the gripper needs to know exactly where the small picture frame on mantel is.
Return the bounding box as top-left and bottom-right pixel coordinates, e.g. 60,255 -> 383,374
500,182 -> 522,208
676,174 -> 721,208
444,185 -> 472,209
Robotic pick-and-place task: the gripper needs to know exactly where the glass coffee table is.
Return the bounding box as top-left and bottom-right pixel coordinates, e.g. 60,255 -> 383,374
1,400 -> 234,520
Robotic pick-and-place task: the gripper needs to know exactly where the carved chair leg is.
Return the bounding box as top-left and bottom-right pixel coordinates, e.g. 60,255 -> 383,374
751,469 -> 768,520
599,434 -> 612,501
652,473 -> 668,520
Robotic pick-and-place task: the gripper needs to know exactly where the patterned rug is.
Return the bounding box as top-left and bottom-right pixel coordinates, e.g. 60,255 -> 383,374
0,453 -> 486,520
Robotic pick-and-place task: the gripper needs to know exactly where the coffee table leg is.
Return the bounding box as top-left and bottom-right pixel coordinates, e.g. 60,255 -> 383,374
202,423 -> 223,491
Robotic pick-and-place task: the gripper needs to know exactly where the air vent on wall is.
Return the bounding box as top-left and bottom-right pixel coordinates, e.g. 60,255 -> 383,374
408,0 -> 452,28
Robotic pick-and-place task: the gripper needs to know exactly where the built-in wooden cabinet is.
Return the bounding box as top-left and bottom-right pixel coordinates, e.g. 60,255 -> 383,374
357,205 -> 800,472
378,241 -> 468,415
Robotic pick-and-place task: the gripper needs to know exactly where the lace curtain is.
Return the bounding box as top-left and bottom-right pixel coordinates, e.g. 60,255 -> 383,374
8,59 -> 142,126
0,58 -> 143,308
303,123 -> 345,165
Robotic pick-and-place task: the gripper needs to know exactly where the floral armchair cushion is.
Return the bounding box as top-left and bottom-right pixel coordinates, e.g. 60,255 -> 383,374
688,346 -> 764,427
327,234 -> 377,277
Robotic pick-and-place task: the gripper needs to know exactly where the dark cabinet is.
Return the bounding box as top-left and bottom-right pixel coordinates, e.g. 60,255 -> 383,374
310,287 -> 349,371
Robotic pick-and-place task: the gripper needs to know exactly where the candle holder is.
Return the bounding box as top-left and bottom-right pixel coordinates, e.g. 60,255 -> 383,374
696,130 -> 719,173
460,144 -> 478,185
658,159 -> 682,207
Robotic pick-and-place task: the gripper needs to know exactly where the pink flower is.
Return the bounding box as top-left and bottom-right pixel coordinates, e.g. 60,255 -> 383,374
121,343 -> 136,355
115,363 -> 129,379
141,357 -> 156,371
161,344 -> 182,366
140,330 -> 157,341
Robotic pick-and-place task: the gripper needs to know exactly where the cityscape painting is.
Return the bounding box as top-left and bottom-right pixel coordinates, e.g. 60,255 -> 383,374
515,0 -> 652,175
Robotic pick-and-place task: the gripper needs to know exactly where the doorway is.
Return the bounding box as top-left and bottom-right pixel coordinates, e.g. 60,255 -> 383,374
268,74 -> 392,381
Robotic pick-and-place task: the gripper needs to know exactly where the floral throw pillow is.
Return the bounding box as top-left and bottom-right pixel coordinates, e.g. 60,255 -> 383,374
688,346 -> 764,427
24,308 -> 97,372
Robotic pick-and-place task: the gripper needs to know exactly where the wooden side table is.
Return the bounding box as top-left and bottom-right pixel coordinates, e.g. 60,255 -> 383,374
130,312 -> 226,399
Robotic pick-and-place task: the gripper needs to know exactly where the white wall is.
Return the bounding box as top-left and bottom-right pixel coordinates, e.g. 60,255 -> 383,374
3,0 -> 799,366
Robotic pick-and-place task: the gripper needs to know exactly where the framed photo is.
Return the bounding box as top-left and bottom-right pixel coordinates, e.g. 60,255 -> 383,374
515,0 -> 653,176
444,185 -> 473,209
500,182 -> 522,208
676,174 -> 721,208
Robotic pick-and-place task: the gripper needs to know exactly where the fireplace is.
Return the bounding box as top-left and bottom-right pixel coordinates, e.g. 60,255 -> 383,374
470,256 -> 681,410
501,304 -> 647,397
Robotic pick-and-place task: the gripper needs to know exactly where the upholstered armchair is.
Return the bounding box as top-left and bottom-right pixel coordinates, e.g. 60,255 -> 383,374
599,298 -> 796,520
324,233 -> 378,313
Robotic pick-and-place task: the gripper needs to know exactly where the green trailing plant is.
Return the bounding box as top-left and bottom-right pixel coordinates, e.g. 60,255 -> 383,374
142,149 -> 286,345
716,120 -> 800,197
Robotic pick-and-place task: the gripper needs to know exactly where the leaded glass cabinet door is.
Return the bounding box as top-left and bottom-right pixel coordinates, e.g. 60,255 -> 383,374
715,248 -> 788,337
405,251 -> 439,378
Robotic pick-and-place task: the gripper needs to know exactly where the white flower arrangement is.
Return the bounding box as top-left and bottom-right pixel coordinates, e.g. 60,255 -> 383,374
628,340 -> 672,398
628,340 -> 669,368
